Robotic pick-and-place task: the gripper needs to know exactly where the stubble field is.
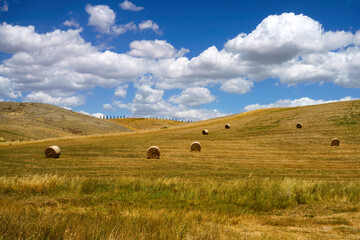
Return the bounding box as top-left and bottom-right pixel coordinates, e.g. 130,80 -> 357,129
1,100 -> 360,239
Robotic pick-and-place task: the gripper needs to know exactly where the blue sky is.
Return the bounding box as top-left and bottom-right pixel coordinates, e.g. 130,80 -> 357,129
0,0 -> 360,120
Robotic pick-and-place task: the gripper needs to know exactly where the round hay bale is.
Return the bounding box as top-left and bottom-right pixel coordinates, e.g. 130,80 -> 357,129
296,123 -> 302,129
147,146 -> 160,159
331,138 -> 340,146
191,141 -> 201,151
202,129 -> 209,135
225,124 -> 231,129
45,145 -> 61,158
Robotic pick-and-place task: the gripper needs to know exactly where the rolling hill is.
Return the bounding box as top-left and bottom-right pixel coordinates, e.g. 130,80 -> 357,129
2,100 -> 360,178
0,102 -> 131,141
108,117 -> 188,131
1,100 -> 360,239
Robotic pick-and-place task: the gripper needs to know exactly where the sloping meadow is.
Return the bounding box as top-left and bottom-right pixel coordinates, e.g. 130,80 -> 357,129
1,100 -> 360,239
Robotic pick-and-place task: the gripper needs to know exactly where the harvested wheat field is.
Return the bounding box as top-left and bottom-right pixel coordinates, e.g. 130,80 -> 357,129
109,117 -> 187,131
0,102 -> 131,141
1,100 -> 360,239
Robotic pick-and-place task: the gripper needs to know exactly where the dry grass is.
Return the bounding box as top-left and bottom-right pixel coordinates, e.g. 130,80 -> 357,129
0,102 -> 130,141
1,100 -> 360,239
0,175 -> 359,239
109,118 -> 186,131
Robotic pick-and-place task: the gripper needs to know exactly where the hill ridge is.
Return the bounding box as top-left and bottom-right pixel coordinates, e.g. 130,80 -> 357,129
0,102 -> 131,141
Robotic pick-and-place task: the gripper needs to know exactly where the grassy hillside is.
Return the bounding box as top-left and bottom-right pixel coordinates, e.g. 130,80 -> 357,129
108,117 -> 188,131
0,102 -> 131,141
1,100 -> 360,239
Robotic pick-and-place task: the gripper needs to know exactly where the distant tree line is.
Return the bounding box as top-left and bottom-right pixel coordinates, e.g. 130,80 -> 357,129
100,115 -> 195,123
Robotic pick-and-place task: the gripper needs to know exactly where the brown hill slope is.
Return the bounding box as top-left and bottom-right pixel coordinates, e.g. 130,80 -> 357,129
1,100 -> 360,239
0,102 -> 131,141
108,117 -> 188,131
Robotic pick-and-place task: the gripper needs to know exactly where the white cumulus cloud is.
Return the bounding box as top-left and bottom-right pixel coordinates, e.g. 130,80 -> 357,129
174,108 -> 225,121
112,100 -> 127,109
0,76 -> 20,98
243,96 -> 358,111
223,12 -> 360,87
0,23 -> 150,97
117,79 -> 227,120
220,78 -> 254,94
139,20 -> 162,35
119,0 -> 143,11
102,103 -> 116,111
225,13 -> 354,64
63,19 -> 80,28
0,23 -> 86,54
24,92 -> 85,107
1,13 -> 360,118
111,22 -> 136,35
85,4 -> 136,36
85,4 -> 115,34
169,87 -> 216,106
92,113 -> 105,118
114,84 -> 128,98
128,40 -> 189,59
78,110 -> 90,116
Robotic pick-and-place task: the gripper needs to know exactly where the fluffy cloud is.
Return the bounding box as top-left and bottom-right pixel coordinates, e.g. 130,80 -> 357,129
119,0 -> 143,11
102,103 -> 116,111
128,40 -> 189,59
134,83 -> 164,104
84,4 -> 159,36
24,91 -> 85,107
153,46 -> 242,89
116,79 -> 226,120
174,108 -> 225,121
0,23 -> 149,95
92,113 -> 105,119
85,4 -> 136,35
111,22 -> 136,35
112,100 -> 127,109
77,111 -> 106,119
125,83 -> 173,117
3,13 -> 359,101
1,12 -> 360,119
224,13 -> 354,64
139,20 -> 162,35
169,87 -> 216,106
187,46 -> 242,79
114,84 -> 128,98
220,78 -> 254,94
63,19 -> 80,28
78,110 -> 90,116
223,13 -> 360,87
0,23 -> 87,54
0,76 -> 20,98
85,4 -> 115,34
272,47 -> 360,87
243,96 -> 358,111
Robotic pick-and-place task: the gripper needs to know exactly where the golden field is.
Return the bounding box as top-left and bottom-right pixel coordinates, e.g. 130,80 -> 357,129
108,117 -> 187,131
1,100 -> 360,239
0,102 -> 131,142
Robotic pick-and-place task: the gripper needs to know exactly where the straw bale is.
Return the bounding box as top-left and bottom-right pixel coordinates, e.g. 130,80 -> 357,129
147,146 -> 160,159
296,123 -> 302,129
191,141 -> 201,151
202,129 -> 209,135
45,145 -> 61,158
331,138 -> 340,146
225,124 -> 231,129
